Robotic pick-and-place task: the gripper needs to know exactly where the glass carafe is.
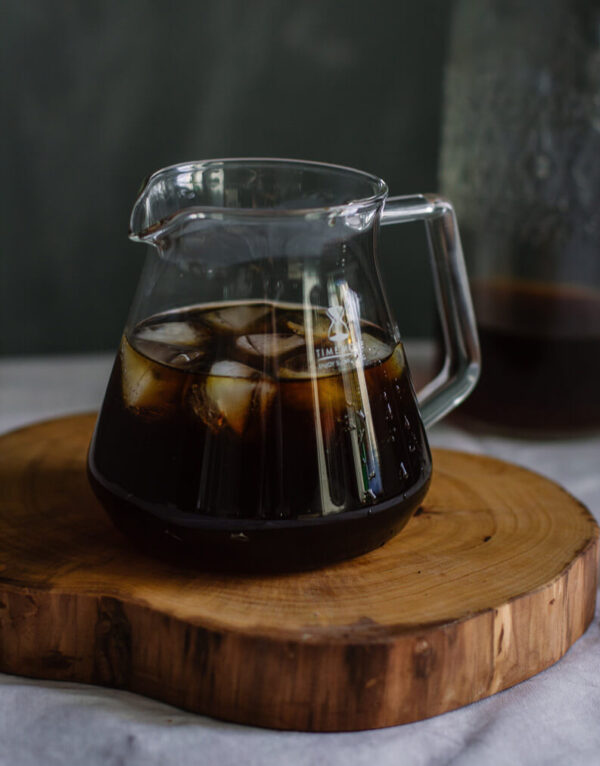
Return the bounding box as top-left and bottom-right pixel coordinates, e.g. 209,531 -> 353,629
88,159 -> 479,571
441,0 -> 600,434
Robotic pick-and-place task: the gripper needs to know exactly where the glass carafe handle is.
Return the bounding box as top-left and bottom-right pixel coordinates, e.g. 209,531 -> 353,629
381,195 -> 480,427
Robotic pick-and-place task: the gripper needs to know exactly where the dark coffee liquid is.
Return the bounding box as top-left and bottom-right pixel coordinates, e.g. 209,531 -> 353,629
88,302 -> 431,571
459,280 -> 600,433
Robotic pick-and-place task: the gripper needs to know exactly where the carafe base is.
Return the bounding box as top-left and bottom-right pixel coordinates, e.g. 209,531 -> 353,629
88,471 -> 431,573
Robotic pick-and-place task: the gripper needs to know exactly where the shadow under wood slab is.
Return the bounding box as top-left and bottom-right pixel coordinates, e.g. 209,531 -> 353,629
0,414 -> 597,731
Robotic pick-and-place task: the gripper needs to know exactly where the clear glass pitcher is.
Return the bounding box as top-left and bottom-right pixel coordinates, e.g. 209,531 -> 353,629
87,159 -> 479,571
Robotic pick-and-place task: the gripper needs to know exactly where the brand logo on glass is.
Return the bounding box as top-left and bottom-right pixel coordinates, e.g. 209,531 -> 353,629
316,306 -> 353,364
326,306 -> 350,342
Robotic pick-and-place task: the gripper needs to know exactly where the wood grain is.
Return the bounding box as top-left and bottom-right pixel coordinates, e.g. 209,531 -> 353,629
0,414 -> 597,731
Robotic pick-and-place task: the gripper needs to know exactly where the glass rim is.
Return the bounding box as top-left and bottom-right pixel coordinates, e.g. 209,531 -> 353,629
132,157 -> 389,231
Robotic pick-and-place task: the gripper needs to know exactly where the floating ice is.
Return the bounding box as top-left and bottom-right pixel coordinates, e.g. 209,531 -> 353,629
286,312 -> 330,340
120,338 -> 184,415
236,333 -> 305,361
204,305 -> 271,333
136,321 -> 206,347
168,349 -> 207,369
189,360 -> 276,435
360,333 -> 393,365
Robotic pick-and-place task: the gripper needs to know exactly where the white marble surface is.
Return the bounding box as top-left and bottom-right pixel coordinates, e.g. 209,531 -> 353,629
1,349 -> 599,766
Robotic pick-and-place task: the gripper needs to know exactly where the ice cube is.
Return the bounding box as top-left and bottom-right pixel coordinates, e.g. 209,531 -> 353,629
236,333 -> 305,361
120,337 -> 185,416
168,349 -> 207,370
133,320 -> 209,371
279,347 -> 341,379
360,333 -> 393,365
286,311 -> 331,340
204,305 -> 271,333
137,321 -> 207,347
386,344 -> 406,379
189,360 -> 276,435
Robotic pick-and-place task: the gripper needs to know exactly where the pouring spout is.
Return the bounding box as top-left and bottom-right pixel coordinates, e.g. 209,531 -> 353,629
128,161 -> 218,244
128,169 -> 178,243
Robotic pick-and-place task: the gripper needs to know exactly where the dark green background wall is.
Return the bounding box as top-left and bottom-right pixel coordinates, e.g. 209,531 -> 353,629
1,0 -> 453,355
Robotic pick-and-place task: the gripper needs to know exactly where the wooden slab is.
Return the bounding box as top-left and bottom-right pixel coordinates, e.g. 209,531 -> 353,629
0,414 -> 597,731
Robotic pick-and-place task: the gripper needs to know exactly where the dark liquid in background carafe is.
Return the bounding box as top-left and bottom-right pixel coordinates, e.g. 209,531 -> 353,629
457,279 -> 600,433
88,302 -> 431,571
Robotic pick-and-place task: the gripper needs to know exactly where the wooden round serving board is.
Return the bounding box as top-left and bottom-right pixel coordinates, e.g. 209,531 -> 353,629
0,414 -> 597,731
